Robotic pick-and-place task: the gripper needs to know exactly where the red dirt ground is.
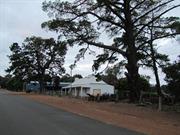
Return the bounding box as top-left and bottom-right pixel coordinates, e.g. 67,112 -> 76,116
9,92 -> 180,135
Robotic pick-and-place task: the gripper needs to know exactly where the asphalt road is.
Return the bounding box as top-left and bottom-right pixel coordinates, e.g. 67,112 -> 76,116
0,90 -> 143,135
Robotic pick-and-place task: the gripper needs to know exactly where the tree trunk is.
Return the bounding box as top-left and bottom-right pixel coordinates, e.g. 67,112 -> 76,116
149,18 -> 163,111
39,78 -> 43,93
125,55 -> 140,102
150,43 -> 163,111
38,73 -> 45,94
124,1 -> 140,102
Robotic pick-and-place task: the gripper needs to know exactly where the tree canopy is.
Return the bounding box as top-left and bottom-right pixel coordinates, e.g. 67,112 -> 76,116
7,36 -> 67,91
60,74 -> 83,82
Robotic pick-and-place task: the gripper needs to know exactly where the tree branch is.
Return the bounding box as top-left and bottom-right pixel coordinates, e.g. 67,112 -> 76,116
81,39 -> 127,57
134,0 -> 174,24
130,0 -> 146,12
135,4 -> 180,37
137,32 -> 180,50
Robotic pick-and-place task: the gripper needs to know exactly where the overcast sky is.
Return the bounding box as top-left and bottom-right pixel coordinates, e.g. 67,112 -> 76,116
0,0 -> 180,84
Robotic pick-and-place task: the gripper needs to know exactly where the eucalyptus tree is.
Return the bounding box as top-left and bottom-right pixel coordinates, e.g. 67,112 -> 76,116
7,36 -> 67,92
42,0 -> 180,102
139,10 -> 180,110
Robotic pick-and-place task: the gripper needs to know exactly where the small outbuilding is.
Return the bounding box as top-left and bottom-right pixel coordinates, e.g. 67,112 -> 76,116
62,75 -> 114,97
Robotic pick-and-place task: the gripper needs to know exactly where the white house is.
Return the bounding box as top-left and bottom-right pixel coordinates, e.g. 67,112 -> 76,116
61,75 -> 114,97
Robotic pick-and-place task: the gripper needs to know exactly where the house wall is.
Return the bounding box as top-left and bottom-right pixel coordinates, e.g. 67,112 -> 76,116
89,84 -> 114,95
63,84 -> 114,97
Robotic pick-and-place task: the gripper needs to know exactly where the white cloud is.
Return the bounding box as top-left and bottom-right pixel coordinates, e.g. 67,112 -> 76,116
158,38 -> 180,61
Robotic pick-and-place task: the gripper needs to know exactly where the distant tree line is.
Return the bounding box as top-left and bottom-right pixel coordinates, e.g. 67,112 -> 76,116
0,73 -> 82,92
0,75 -> 23,91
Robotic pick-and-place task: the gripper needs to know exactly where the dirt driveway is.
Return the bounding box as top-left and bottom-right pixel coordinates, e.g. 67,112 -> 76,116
10,92 -> 180,135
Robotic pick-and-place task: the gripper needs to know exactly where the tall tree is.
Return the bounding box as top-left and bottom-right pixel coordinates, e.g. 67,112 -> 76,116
42,0 -> 180,102
139,11 -> 180,110
7,36 -> 67,92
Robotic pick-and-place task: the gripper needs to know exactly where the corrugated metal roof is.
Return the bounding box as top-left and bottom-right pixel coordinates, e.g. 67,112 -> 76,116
62,75 -> 113,89
72,75 -> 106,85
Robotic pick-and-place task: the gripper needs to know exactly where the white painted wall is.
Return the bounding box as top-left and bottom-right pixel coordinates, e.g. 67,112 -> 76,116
69,84 -> 114,97
89,83 -> 114,95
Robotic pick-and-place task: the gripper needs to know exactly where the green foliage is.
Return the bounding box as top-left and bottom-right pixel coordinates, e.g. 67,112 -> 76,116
6,77 -> 23,91
163,56 -> 180,101
43,74 -> 52,82
96,63 -> 124,89
140,47 -> 170,68
0,76 -> 4,87
53,76 -> 60,90
7,36 -> 67,86
73,74 -> 83,79
99,65 -> 150,100
137,76 -> 151,92
117,78 -> 129,99
60,74 -> 73,82
60,74 -> 83,82
117,76 -> 150,99
0,75 -> 23,91
118,78 -> 129,91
